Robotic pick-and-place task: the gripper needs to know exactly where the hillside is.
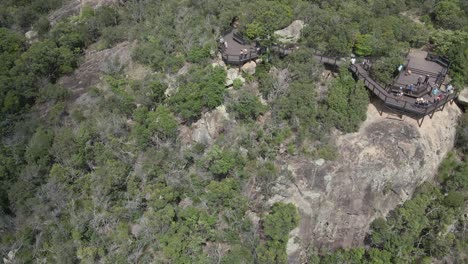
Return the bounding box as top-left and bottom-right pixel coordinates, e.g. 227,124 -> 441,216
1,0 -> 467,263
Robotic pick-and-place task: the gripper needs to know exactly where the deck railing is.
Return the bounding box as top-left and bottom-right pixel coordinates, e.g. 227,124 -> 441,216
349,64 -> 456,117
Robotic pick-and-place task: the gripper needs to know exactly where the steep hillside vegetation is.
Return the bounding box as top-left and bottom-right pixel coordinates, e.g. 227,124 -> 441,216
0,0 -> 467,263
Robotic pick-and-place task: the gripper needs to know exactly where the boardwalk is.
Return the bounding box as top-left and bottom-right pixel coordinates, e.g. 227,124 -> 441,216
349,63 -> 456,123
308,50 -> 456,124
218,33 -> 455,123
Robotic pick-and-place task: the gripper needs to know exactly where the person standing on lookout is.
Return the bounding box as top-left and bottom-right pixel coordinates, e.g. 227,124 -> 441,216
417,76 -> 423,86
424,75 -> 429,84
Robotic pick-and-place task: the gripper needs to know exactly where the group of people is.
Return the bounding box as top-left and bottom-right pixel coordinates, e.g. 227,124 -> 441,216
239,48 -> 250,59
219,37 -> 228,48
415,97 -> 430,106
416,75 -> 430,87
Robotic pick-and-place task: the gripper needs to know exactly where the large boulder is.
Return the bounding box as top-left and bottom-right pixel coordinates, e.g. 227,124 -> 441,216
212,53 -> 227,70
274,20 -> 305,44
241,61 -> 257,75
268,101 -> 462,262
457,87 -> 468,106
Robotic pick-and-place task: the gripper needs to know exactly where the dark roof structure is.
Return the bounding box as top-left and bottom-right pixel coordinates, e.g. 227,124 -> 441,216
219,30 -> 260,65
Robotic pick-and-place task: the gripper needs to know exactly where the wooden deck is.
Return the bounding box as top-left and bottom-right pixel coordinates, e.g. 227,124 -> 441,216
349,63 -> 456,123
219,31 -> 260,65
308,50 -> 456,123
393,50 -> 447,92
218,33 -> 456,122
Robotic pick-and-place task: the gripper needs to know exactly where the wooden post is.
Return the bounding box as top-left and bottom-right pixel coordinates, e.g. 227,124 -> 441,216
430,100 -> 439,119
441,94 -> 450,111
418,115 -> 425,127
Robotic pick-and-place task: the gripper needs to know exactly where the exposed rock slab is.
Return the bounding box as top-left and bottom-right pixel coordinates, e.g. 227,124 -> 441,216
274,20 -> 305,44
270,100 -> 462,262
58,41 -> 133,94
457,87 -> 468,106
49,0 -> 118,25
225,68 -> 245,87
190,105 -> 231,145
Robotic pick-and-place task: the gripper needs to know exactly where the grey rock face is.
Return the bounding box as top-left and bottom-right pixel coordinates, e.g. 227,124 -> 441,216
274,20 -> 305,44
191,105 -> 230,145
271,102 -> 462,262
458,87 -> 468,106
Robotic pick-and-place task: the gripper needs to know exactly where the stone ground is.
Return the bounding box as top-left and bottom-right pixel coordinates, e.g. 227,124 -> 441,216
271,98 -> 462,262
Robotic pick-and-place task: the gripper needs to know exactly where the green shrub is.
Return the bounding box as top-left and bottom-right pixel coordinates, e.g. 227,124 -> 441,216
170,66 -> 226,122
205,145 -> 236,178
186,45 -> 210,63
443,191 -> 464,208
321,68 -> 369,133
354,33 -> 374,56
229,91 -> 266,121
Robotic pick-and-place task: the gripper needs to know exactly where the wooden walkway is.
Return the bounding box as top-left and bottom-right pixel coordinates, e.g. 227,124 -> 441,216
348,63 -> 457,124
218,35 -> 456,123
308,51 -> 457,124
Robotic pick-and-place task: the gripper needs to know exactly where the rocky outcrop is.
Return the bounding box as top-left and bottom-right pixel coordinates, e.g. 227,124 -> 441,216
269,100 -> 462,262
241,61 -> 257,75
457,87 -> 468,106
25,30 -> 38,43
212,54 -> 227,70
225,68 -> 245,87
59,41 -> 133,94
274,20 -> 305,44
190,105 -> 231,145
49,0 -> 118,25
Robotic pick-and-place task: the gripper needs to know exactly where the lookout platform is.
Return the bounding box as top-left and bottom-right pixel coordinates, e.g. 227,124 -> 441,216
219,31 -> 261,65
302,48 -> 456,125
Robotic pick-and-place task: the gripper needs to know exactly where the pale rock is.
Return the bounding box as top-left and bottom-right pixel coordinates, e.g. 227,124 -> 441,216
212,54 -> 227,70
457,87 -> 468,106
259,96 -> 268,106
314,159 -> 325,166
25,30 -> 38,40
179,197 -> 193,209
241,61 -> 257,75
286,227 -> 301,257
58,41 -> 133,91
191,105 -> 230,145
247,211 -> 260,229
225,68 -> 245,87
270,101 -> 462,262
130,224 -> 142,238
274,20 -> 305,44
239,147 -> 248,157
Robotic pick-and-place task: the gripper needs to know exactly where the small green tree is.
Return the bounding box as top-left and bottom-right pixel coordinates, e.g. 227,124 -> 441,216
256,202 -> 300,264
230,91 -> 266,121
205,145 -> 236,178
322,68 -> 369,132
354,33 -> 374,56
433,0 -> 467,30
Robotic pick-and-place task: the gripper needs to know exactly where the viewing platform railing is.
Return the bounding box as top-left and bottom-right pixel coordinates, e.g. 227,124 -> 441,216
349,63 -> 457,120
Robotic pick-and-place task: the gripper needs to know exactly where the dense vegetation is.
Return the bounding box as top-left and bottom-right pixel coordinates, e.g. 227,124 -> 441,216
0,0 -> 467,263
